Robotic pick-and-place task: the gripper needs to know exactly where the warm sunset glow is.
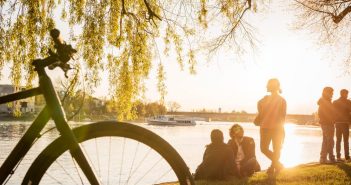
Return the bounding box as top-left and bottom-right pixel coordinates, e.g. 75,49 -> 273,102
1,0 -> 350,116
2,0 -> 351,184
130,0 -> 351,115
280,124 -> 304,167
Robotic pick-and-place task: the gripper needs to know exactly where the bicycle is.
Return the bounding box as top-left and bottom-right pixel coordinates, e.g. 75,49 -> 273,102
0,29 -> 195,185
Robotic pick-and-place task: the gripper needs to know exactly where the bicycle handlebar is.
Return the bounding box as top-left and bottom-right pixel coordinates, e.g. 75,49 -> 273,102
32,29 -> 77,77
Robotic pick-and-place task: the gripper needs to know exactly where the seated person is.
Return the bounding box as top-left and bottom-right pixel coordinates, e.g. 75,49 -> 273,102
194,129 -> 235,180
228,124 -> 261,177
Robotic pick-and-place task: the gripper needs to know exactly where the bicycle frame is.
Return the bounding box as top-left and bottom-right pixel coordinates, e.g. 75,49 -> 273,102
0,63 -> 100,184
0,89 -> 48,183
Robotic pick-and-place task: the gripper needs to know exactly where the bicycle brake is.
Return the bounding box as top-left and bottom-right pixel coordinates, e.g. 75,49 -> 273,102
47,49 -> 73,78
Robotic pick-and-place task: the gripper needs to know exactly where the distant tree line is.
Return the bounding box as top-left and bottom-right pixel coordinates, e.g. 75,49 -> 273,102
134,101 -> 167,118
33,90 -> 168,121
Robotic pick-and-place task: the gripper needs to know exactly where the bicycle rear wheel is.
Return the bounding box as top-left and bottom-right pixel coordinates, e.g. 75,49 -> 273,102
22,121 -> 194,185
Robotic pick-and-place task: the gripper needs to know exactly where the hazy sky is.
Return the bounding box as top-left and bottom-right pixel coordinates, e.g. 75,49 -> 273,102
1,0 -> 350,115
138,0 -> 351,114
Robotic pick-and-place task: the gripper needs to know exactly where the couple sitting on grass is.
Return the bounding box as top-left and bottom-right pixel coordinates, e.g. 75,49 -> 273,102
195,78 -> 286,181
194,124 -> 261,181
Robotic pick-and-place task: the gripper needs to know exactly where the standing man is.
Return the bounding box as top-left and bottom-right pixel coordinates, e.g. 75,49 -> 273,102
333,89 -> 351,161
318,87 -> 336,164
257,78 -> 286,176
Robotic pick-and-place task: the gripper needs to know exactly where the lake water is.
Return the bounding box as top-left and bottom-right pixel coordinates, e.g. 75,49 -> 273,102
0,121 -> 343,184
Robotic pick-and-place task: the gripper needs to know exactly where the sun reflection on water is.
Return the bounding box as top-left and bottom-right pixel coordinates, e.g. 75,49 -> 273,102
280,124 -> 303,167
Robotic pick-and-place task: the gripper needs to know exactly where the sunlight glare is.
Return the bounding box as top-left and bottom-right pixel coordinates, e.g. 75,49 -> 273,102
280,124 -> 303,168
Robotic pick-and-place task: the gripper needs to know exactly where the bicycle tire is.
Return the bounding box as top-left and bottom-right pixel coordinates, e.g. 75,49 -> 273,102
22,121 -> 194,185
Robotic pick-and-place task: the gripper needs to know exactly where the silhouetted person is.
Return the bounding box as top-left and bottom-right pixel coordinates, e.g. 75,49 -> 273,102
333,89 -> 351,161
227,124 -> 261,178
257,78 -> 286,176
318,87 -> 336,164
195,129 -> 235,180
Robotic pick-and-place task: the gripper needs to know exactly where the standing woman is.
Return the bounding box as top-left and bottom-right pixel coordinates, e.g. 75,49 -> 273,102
257,78 -> 286,176
318,87 -> 336,163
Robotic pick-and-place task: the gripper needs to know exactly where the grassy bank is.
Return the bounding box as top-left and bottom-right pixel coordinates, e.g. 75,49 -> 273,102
167,162 -> 351,185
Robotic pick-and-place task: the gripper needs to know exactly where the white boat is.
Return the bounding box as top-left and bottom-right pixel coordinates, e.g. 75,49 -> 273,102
147,115 -> 196,126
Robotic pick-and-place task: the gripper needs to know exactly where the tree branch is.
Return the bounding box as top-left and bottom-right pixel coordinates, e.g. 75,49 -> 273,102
295,0 -> 351,24
295,0 -> 334,16
143,0 -> 162,21
332,5 -> 351,23
208,0 -> 252,52
120,0 -> 141,38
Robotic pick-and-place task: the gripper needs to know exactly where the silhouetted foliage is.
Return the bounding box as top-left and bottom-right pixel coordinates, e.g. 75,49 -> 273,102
0,0 -> 261,120
294,0 -> 351,65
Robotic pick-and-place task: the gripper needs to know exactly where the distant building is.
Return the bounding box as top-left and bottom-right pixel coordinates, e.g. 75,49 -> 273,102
0,85 -> 35,114
92,97 -> 105,107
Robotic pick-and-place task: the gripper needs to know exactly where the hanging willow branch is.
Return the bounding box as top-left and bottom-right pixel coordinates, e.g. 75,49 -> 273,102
0,0 -> 259,120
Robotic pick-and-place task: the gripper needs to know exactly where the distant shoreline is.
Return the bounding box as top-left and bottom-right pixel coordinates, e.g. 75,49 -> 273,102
0,112 -> 318,125
0,114 -> 36,121
166,112 -> 318,125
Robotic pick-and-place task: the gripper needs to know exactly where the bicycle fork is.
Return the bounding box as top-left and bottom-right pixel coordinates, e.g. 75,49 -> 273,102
38,71 -> 101,185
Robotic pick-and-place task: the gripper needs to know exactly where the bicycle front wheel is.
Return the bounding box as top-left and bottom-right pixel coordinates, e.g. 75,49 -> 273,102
22,121 -> 194,185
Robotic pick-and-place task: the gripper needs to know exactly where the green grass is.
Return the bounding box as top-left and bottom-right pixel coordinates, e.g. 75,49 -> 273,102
167,162 -> 351,185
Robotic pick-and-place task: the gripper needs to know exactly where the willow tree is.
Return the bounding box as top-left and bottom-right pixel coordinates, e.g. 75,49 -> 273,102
0,0 -> 261,120
294,0 -> 351,65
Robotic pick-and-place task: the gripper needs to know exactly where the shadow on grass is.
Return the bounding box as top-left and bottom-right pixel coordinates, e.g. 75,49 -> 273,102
194,176 -> 250,185
218,177 -> 250,185
252,176 -> 277,185
246,172 -> 278,185
337,163 -> 351,178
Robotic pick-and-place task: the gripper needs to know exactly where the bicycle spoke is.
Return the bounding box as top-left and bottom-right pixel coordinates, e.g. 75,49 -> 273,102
153,168 -> 172,184
134,157 -> 163,185
71,155 -> 84,184
95,138 -> 101,176
126,141 -> 140,185
128,147 -> 152,180
80,142 -> 100,183
45,172 -> 64,184
107,137 -> 112,185
54,158 -> 79,184
119,138 -> 126,185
